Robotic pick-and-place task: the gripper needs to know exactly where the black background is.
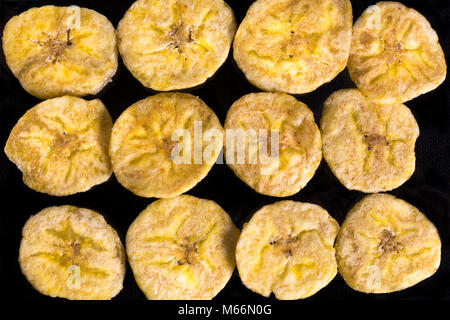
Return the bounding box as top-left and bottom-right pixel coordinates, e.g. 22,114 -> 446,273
0,0 -> 449,303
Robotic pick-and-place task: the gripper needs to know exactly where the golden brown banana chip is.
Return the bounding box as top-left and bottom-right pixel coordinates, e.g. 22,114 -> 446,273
2,5 -> 117,99
109,93 -> 223,198
117,0 -> 236,91
224,92 -> 322,197
236,201 -> 339,300
321,89 -> 419,193
336,193 -> 441,293
233,0 -> 352,94
348,1 -> 447,104
19,205 -> 126,300
126,195 -> 239,300
4,96 -> 113,196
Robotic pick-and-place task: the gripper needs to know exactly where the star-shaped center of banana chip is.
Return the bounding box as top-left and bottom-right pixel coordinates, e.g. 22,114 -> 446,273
169,23 -> 193,50
379,229 -> 403,255
33,29 -> 73,64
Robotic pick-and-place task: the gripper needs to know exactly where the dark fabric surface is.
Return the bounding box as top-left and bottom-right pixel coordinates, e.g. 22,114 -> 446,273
0,0 -> 448,301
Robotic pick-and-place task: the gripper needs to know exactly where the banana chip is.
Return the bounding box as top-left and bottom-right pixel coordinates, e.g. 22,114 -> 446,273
236,201 -> 339,300
224,92 -> 322,197
19,205 -> 125,300
321,89 -> 419,193
2,5 -> 117,99
233,0 -> 352,94
5,96 -> 113,196
117,0 -> 236,91
348,1 -> 446,104
336,194 -> 441,293
126,195 -> 239,299
109,93 -> 223,198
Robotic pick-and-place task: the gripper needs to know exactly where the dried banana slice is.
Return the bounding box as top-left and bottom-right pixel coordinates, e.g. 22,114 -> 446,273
236,201 -> 339,300
336,193 -> 441,293
2,5 -> 118,99
321,89 -> 419,193
109,93 -> 223,198
348,1 -> 447,104
117,0 -> 236,91
19,205 -> 126,300
233,0 -> 352,94
224,92 -> 322,197
126,195 -> 239,299
4,96 -> 113,196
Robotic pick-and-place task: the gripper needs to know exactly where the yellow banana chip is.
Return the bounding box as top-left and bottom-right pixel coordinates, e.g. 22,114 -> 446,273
109,93 -> 223,198
224,92 -> 322,197
117,0 -> 236,91
2,5 -> 118,99
321,89 -> 419,193
4,96 -> 113,196
19,205 -> 126,300
233,0 -> 352,94
336,193 -> 441,293
236,201 -> 339,300
348,1 -> 447,104
126,195 -> 239,299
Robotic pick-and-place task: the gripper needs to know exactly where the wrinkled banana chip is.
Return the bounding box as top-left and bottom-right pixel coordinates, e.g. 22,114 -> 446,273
236,201 -> 339,300
126,195 -> 239,299
336,193 -> 441,293
348,1 -> 446,104
321,89 -> 419,193
224,92 -> 322,197
117,0 -> 236,91
110,93 -> 223,198
19,205 -> 126,300
233,0 -> 352,94
5,96 -> 113,196
2,5 -> 118,99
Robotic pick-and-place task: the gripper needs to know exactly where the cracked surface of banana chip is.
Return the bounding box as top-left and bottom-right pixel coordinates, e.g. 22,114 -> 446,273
236,201 -> 339,300
5,96 -> 113,196
348,1 -> 446,104
19,205 -> 126,300
2,5 -> 118,99
224,92 -> 322,197
336,193 -> 441,293
117,0 -> 236,91
233,0 -> 352,94
109,93 -> 223,198
321,89 -> 419,193
126,195 -> 239,299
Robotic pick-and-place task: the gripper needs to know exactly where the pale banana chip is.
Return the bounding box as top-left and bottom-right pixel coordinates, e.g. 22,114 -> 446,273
4,96 -> 113,196
2,5 -> 118,99
224,92 -> 322,197
336,193 -> 441,293
348,1 -> 446,104
109,93 -> 223,198
19,205 -> 126,300
233,0 -> 352,94
117,0 -> 236,91
126,195 -> 239,299
321,89 -> 419,193
236,201 -> 339,300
